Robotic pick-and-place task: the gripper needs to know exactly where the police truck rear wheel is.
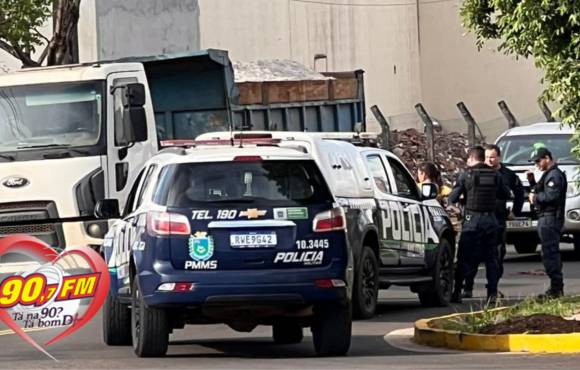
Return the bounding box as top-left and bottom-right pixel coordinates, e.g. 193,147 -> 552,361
272,321 -> 303,344
103,293 -> 131,346
131,279 -> 169,357
353,246 -> 379,319
311,303 -> 351,356
418,239 -> 453,307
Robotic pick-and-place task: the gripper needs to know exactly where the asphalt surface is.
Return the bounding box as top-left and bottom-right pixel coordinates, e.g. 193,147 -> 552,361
2,245 -> 580,369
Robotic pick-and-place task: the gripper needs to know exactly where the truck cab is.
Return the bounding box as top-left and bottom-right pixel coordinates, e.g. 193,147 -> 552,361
0,50 -> 236,253
495,122 -> 580,254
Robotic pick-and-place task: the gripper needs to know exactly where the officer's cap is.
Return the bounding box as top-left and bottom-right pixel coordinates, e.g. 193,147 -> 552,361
529,147 -> 552,163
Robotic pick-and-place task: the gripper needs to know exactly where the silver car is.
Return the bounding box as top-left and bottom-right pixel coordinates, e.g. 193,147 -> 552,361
495,122 -> 580,254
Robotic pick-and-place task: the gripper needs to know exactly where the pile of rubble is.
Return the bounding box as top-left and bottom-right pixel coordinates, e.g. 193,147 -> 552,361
389,128 -> 469,187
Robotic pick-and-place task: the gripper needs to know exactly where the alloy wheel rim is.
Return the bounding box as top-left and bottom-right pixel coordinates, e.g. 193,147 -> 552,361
362,256 -> 377,308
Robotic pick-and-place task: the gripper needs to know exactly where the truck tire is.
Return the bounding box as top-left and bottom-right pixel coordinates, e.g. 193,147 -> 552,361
272,321 -> 303,344
103,293 -> 132,346
352,246 -> 379,319
418,239 -> 453,307
311,303 -> 352,356
131,279 -> 169,357
513,241 -> 538,254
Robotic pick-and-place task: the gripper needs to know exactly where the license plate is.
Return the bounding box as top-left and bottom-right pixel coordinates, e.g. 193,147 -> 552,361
506,220 -> 537,229
230,233 -> 277,248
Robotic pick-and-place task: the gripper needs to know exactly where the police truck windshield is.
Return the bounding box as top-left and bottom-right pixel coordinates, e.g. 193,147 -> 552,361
0,81 -> 104,154
154,160 -> 333,207
497,134 -> 579,166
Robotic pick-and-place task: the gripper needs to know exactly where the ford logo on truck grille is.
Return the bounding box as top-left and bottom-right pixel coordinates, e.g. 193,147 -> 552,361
2,176 -> 29,188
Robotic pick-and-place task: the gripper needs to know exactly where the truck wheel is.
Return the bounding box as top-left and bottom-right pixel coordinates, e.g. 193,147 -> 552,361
131,279 -> 169,357
103,293 -> 132,346
311,303 -> 352,356
272,321 -> 303,344
352,246 -> 379,319
418,239 -> 453,307
513,241 -> 538,254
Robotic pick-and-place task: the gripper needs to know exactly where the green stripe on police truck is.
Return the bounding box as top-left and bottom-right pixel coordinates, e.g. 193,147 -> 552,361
274,207 -> 308,220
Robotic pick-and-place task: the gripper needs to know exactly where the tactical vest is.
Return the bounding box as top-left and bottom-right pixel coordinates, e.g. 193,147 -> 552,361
464,167 -> 497,212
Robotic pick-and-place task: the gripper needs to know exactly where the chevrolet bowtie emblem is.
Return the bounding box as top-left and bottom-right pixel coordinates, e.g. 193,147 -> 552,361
240,208 -> 267,219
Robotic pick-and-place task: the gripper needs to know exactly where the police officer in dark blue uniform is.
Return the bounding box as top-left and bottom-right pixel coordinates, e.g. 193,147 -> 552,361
449,146 -> 510,304
528,147 -> 567,298
460,144 -> 525,299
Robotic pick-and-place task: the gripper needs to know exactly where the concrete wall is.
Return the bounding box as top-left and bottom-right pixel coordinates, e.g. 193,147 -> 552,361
0,0 -> 546,142
417,0 -> 545,141
90,0 -> 201,61
198,0 -> 423,132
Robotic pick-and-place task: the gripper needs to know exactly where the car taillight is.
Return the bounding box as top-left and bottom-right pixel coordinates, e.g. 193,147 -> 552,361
147,211 -> 191,236
313,207 -> 345,232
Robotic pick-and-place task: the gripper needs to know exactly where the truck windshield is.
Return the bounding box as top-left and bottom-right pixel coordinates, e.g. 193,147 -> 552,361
0,81 -> 103,153
497,134 -> 579,165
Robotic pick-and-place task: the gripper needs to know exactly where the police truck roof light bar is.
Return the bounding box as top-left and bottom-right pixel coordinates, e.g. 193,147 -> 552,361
313,207 -> 346,232
147,211 -> 191,236
160,138 -> 281,148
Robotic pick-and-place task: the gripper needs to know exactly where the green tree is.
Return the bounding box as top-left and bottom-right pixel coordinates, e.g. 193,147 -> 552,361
0,0 -> 81,67
461,0 -> 580,152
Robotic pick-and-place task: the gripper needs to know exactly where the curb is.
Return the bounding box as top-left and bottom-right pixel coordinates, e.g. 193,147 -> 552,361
414,312 -> 580,353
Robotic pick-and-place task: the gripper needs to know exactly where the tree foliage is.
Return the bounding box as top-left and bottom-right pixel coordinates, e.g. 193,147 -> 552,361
461,0 -> 580,154
0,0 -> 80,67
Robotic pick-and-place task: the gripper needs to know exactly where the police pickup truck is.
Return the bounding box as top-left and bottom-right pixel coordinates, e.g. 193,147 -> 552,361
495,122 -> 580,254
98,136 -> 352,357
198,132 -> 456,317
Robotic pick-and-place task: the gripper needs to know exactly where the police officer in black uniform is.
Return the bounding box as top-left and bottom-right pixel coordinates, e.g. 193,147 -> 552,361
449,146 -> 510,304
528,147 -> 567,298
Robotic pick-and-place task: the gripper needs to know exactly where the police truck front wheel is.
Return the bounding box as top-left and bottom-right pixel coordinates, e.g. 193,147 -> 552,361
352,246 -> 379,319
103,293 -> 131,345
311,303 -> 352,356
131,279 -> 169,357
418,239 -> 453,307
272,321 -> 303,344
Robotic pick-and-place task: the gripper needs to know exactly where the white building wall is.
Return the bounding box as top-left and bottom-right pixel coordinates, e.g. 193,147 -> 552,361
91,0 -> 201,61
418,0 -> 545,140
198,0 -> 423,132
0,0 -> 546,141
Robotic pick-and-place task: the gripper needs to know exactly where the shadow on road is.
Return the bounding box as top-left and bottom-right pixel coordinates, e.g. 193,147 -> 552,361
506,249 -> 578,263
167,334 -> 448,358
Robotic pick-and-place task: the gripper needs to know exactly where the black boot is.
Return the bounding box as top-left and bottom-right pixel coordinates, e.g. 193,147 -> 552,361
538,288 -> 563,300
451,290 -> 462,303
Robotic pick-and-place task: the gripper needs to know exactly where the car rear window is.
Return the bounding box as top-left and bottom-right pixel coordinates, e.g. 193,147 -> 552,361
154,160 -> 333,207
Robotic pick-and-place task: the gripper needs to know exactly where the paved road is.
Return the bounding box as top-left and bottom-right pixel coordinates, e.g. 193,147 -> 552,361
2,245 -> 580,369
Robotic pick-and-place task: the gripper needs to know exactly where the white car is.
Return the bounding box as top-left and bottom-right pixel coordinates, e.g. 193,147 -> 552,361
495,122 -> 580,254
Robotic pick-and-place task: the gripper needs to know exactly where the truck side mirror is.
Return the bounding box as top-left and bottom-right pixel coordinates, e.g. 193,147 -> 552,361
95,199 -> 120,219
114,83 -> 148,147
421,183 -> 439,200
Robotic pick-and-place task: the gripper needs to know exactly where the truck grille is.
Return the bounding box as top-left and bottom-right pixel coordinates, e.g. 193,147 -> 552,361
0,201 -> 64,249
